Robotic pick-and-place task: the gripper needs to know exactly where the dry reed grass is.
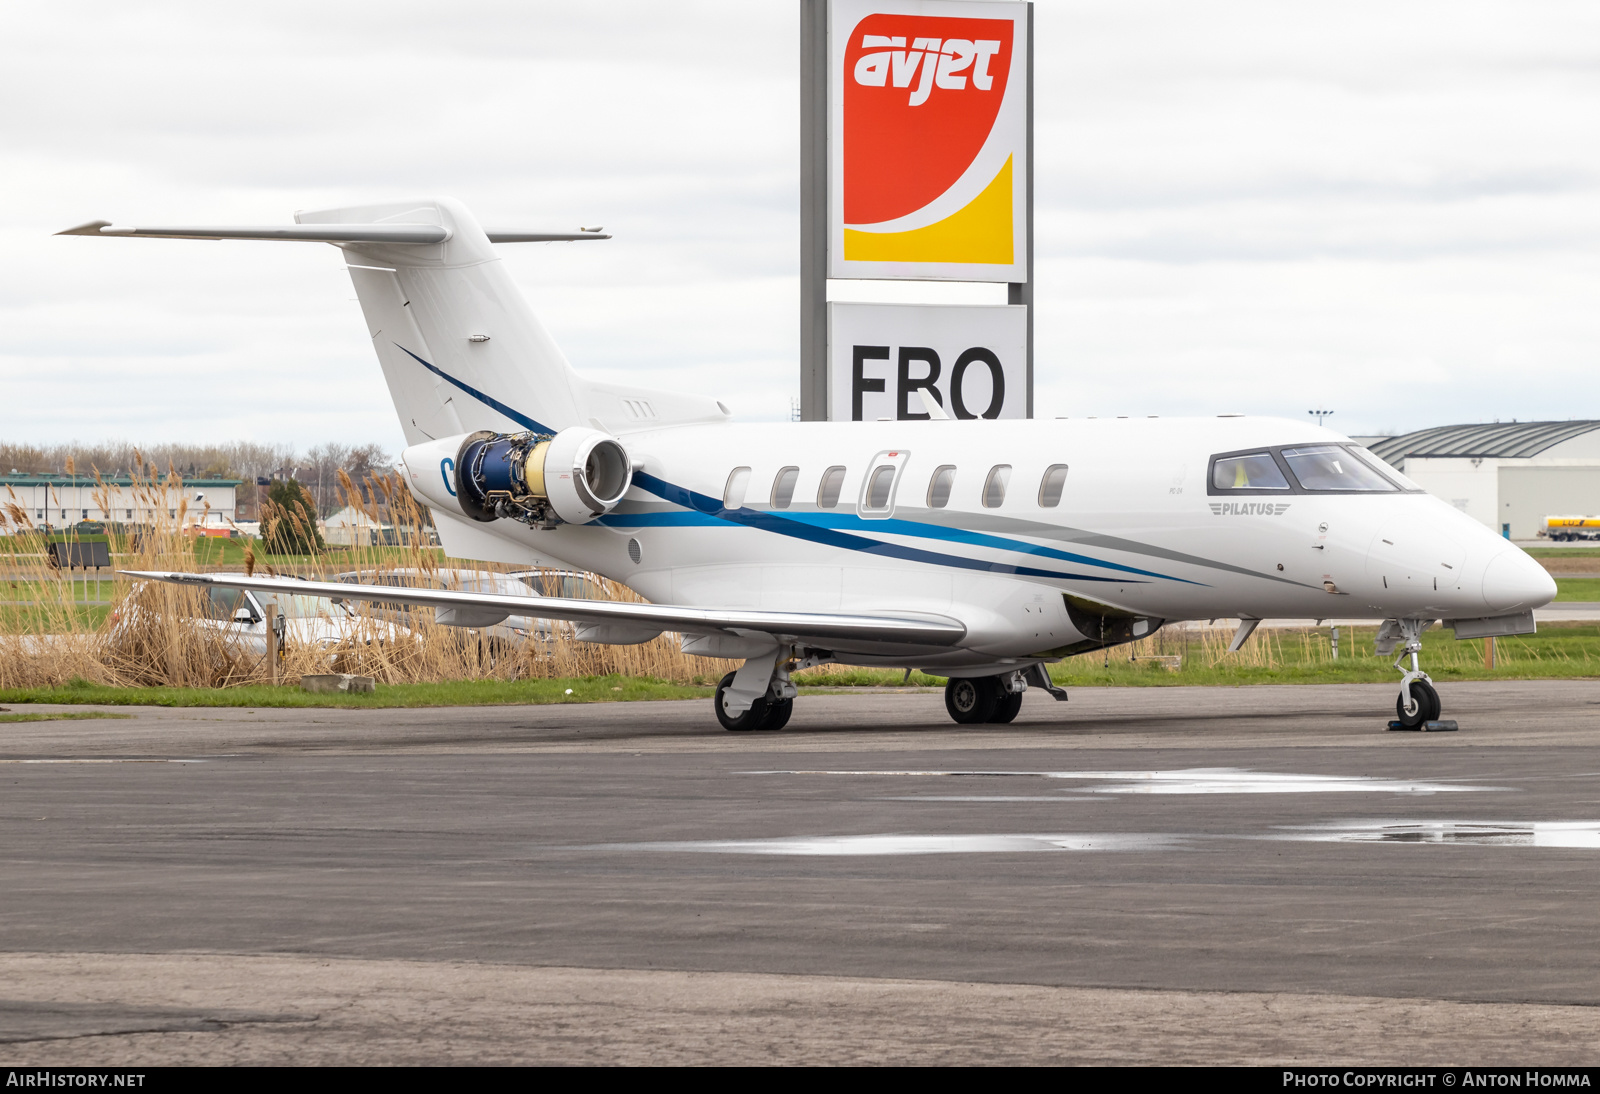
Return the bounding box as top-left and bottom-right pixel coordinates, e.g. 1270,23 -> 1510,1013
0,460 -> 736,690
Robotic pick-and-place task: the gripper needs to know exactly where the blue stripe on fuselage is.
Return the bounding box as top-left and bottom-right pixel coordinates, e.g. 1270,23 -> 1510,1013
627,472 -> 1138,584
397,347 -> 1178,586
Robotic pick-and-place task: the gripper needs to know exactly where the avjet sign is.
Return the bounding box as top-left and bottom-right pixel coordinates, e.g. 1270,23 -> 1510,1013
829,302 -> 1026,421
829,0 -> 1029,282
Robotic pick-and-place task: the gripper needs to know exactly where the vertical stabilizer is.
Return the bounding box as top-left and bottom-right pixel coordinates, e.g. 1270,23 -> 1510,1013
296,198 -> 584,442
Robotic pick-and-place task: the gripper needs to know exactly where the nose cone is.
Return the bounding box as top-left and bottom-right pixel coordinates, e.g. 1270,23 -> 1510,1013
1482,550 -> 1557,613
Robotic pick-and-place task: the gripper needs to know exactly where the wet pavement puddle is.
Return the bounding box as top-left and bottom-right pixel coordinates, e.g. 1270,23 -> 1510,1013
593,833 -> 1186,855
750,767 -> 1502,795
1268,820 -> 1600,848
592,821 -> 1600,856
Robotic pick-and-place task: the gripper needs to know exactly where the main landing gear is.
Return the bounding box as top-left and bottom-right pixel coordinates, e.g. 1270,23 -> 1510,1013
715,644 -> 813,732
715,671 -> 793,732
1378,618 -> 1448,730
712,650 -> 1070,733
944,666 -> 1068,725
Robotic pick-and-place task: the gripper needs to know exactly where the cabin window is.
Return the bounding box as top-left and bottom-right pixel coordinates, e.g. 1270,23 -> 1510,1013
1281,445 -> 1396,492
1211,452 -> 1289,492
770,466 -> 799,509
723,467 -> 751,509
864,465 -> 897,511
982,465 -> 1012,508
817,466 -> 847,509
1038,464 -> 1068,507
927,465 -> 955,508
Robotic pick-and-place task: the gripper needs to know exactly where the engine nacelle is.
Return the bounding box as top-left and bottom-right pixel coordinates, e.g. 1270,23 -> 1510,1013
402,427 -> 633,527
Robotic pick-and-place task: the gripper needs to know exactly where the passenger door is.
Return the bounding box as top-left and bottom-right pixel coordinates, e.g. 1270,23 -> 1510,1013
857,450 -> 910,520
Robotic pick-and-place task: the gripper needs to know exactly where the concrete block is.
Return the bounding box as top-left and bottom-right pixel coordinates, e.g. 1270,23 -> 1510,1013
300,674 -> 376,695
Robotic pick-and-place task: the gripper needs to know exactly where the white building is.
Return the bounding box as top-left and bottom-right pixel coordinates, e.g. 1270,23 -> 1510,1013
1359,422 -> 1600,540
322,504 -> 383,547
0,472 -> 242,532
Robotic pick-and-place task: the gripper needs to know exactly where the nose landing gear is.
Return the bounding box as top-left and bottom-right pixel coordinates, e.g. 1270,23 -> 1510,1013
1378,618 -> 1453,730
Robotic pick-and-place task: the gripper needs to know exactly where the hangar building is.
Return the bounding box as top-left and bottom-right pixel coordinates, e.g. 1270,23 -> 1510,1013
0,472 -> 242,532
1358,422 -> 1600,540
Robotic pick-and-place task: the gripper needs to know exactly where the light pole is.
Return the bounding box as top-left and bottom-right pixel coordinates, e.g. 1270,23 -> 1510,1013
1309,408 -> 1335,427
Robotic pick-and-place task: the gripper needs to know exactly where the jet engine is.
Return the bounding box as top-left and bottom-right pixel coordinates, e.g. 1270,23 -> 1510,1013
403,427 -> 633,528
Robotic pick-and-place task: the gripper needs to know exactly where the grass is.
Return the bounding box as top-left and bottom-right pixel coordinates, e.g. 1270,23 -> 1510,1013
1555,579 -> 1600,602
0,604 -> 111,633
188,537 -> 446,569
6,623 -> 1600,707
1,579 -> 119,601
0,711 -> 132,723
0,675 -> 714,709
802,623 -> 1600,690
1527,547 -> 1600,558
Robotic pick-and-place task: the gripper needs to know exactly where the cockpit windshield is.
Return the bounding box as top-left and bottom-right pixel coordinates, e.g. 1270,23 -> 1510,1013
1280,445 -> 1397,492
1209,444 -> 1417,495
1348,446 -> 1423,491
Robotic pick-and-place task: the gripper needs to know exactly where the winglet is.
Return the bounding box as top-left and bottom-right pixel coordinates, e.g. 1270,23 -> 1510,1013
918,388 -> 951,421
55,220 -> 113,236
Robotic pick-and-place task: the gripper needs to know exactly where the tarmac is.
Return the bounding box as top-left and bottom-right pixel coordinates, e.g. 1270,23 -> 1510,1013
3,681 -> 1600,1064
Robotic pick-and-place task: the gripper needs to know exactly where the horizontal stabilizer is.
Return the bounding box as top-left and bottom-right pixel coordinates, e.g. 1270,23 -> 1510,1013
121,571 -> 966,649
55,221 -> 609,244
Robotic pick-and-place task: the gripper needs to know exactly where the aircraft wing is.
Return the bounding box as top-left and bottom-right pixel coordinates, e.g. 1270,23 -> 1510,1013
55,221 -> 609,244
121,571 -> 966,649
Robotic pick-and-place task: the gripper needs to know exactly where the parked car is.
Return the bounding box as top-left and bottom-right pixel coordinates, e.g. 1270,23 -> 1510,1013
333,568 -> 553,656
504,570 -> 606,601
111,573 -> 415,665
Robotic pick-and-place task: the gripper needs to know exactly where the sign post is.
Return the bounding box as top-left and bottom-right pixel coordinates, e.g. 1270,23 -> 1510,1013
800,0 -> 1033,421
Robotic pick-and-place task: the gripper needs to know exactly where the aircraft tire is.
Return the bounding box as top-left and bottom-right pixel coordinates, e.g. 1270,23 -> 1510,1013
989,689 -> 1023,724
761,697 -> 794,731
1395,679 -> 1442,728
945,677 -> 999,724
715,671 -> 770,732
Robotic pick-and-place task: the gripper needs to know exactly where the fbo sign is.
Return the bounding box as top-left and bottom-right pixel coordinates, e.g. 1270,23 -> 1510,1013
828,301 -> 1026,421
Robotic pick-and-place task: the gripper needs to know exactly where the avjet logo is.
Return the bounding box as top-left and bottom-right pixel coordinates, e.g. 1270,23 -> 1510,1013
841,12 -> 1016,265
851,343 -> 1005,421
852,35 -> 1004,107
1209,502 -> 1293,516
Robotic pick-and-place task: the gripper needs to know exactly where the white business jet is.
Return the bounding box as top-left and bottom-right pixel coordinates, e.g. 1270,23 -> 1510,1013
61,197 -> 1556,731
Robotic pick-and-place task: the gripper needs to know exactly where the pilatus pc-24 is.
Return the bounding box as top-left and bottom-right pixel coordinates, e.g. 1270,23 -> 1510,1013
62,198 -> 1555,730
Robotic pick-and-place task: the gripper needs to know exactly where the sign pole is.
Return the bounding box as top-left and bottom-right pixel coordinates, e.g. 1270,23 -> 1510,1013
799,0 -> 829,422
1010,0 -> 1034,418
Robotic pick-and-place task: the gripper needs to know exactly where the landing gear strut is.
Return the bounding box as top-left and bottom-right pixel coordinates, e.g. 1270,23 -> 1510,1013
1379,618 -> 1446,729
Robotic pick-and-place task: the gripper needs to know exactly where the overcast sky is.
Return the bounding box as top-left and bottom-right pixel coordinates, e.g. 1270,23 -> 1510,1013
3,0 -> 1597,455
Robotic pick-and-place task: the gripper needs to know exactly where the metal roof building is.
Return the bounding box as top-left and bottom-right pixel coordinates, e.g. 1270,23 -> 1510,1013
1355,422 -> 1600,540
1366,421 -> 1600,464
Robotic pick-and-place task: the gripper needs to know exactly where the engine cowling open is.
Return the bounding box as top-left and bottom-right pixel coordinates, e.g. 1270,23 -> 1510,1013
402,427 -> 633,527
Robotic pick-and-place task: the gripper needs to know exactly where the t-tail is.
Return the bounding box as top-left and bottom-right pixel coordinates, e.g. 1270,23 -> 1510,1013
57,196 -> 730,447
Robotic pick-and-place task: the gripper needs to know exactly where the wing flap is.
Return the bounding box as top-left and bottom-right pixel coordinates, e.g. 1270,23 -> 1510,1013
120,571 -> 966,649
